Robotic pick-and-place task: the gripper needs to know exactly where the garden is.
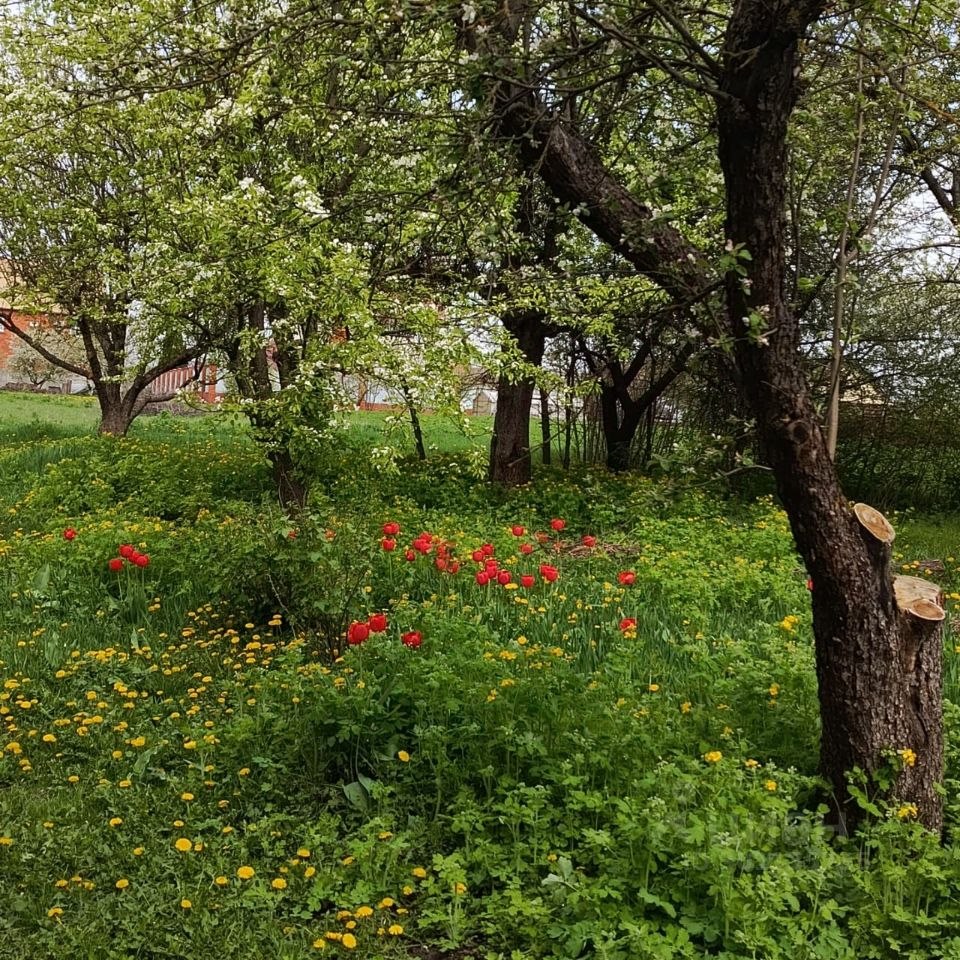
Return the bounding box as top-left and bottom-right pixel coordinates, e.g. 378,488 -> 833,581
2,399 -> 960,959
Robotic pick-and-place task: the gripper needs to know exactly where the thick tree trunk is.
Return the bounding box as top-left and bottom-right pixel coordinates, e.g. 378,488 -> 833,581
96,383 -> 134,437
97,402 -> 134,437
489,309 -> 546,486
716,1 -> 942,831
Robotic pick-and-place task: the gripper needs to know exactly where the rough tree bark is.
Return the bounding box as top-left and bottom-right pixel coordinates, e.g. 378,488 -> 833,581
484,0 -> 944,830
489,308 -> 546,486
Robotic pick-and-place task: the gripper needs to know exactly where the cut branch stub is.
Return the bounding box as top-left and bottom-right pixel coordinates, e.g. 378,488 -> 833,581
893,574 -> 945,614
905,598 -> 946,622
853,502 -> 895,545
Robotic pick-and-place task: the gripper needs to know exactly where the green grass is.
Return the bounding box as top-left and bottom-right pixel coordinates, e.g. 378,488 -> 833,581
2,401 -> 960,958
0,390 -> 100,436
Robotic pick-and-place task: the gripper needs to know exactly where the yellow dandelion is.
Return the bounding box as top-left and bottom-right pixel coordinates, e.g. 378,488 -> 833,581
236,865 -> 255,880
411,866 -> 427,879
47,907 -> 64,918
174,837 -> 192,853
764,780 -> 777,792
355,905 -> 373,918
214,876 -> 229,887
271,877 -> 288,891
115,878 -> 129,890
703,750 -> 723,764
180,899 -> 192,910
341,933 -> 357,950
397,750 -> 410,762
898,748 -> 917,768
388,924 -> 404,936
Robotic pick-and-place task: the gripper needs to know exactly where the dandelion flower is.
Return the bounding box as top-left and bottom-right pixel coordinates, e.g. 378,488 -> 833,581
236,865 -> 255,880
174,837 -> 192,852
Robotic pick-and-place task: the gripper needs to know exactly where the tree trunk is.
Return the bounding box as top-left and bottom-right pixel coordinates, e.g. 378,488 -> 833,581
96,382 -> 134,437
716,1 -> 943,831
270,447 -> 307,512
400,377 -> 427,460
97,402 -> 134,437
539,388 -> 552,466
489,309 -> 546,486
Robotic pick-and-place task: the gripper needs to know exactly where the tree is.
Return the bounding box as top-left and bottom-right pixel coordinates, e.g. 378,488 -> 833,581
460,0 -> 945,830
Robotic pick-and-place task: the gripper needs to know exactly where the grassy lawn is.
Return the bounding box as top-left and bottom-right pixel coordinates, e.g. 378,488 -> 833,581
0,390 -> 100,435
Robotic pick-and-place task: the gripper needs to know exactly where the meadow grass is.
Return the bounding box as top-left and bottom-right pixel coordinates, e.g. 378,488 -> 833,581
1,399 -> 960,958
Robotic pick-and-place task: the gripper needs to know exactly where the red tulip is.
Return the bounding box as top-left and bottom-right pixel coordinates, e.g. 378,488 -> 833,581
475,571 -> 490,586
381,538 -> 397,552
448,560 -> 460,574
413,537 -> 431,555
435,557 -> 447,571
550,518 -> 566,532
497,570 -> 512,585
347,622 -> 369,645
402,631 -> 422,649
581,535 -> 597,548
119,544 -> 135,559
511,524 -> 525,537
405,549 -> 416,562
368,613 -> 388,633
521,574 -> 535,588
481,543 -> 494,557
618,571 -> 636,586
108,558 -> 124,572
520,543 -> 533,555
619,617 -> 637,631
539,564 -> 559,583
133,554 -> 150,568
471,549 -> 484,563
382,521 -> 400,536
63,528 -> 77,541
